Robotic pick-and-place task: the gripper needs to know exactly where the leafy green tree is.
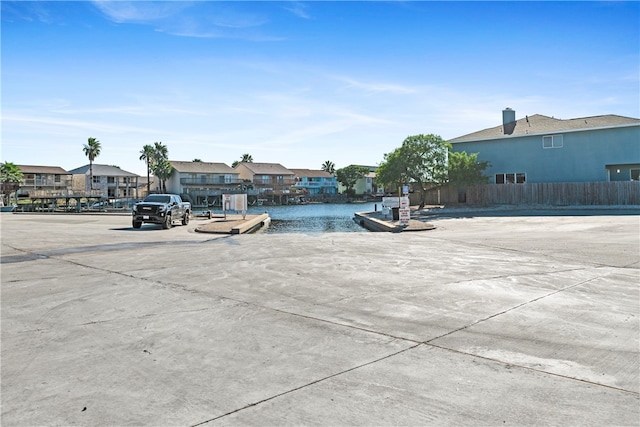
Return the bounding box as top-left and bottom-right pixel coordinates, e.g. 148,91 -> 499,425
376,134 -> 449,208
139,144 -> 154,195
376,148 -> 410,194
83,137 -> 101,190
192,158 -> 202,162
0,162 -> 23,205
447,150 -> 490,185
336,165 -> 369,196
321,160 -> 335,174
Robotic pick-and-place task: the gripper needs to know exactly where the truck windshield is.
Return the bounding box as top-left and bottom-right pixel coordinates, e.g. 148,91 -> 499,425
144,195 -> 171,203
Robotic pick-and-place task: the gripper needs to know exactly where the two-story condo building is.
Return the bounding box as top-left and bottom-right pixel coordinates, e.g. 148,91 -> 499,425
290,169 -> 338,196
68,164 -> 140,199
165,160 -> 242,206
234,163 -> 296,202
16,165 -> 73,198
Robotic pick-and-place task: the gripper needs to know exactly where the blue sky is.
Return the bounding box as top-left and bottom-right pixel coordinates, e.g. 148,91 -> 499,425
2,1 -> 638,176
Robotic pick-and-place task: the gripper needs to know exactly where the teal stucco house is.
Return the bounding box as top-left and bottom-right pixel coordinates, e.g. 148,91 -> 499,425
449,108 -> 640,184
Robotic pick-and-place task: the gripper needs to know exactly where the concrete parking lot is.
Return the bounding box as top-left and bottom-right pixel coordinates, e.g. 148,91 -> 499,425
1,211 -> 638,426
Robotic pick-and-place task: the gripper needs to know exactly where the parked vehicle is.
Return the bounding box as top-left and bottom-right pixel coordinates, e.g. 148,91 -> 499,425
132,194 -> 191,229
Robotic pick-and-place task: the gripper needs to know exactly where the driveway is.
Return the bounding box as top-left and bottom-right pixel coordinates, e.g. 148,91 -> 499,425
1,211 -> 638,426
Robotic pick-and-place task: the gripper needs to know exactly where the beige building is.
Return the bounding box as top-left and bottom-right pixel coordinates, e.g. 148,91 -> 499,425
164,160 -> 242,206
16,165 -> 73,198
234,162 -> 296,197
68,164 -> 140,199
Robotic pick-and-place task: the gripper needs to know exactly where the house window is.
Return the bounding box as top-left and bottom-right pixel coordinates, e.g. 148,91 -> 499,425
93,176 -> 101,184
107,177 -> 115,184
496,173 -> 526,184
631,169 -> 640,181
55,175 -> 61,183
543,135 -> 563,149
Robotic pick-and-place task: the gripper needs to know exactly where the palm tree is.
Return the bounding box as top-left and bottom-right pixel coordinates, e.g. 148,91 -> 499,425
83,137 -> 101,190
154,159 -> 173,193
139,144 -> 154,195
150,142 -> 169,192
240,153 -> 253,163
0,162 -> 23,206
153,141 -> 168,163
321,160 -> 335,174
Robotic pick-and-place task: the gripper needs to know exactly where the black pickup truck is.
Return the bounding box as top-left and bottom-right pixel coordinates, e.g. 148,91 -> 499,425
132,194 -> 191,229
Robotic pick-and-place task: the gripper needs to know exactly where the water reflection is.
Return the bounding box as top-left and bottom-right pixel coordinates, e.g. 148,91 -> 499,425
247,202 -> 379,234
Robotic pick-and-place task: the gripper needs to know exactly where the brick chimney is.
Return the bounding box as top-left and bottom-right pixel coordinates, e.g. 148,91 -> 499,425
502,107 -> 516,135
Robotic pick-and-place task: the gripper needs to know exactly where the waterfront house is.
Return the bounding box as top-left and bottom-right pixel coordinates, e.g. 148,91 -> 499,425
15,165 -> 73,198
234,162 -> 296,204
449,108 -> 640,184
68,164 -> 140,199
290,169 -> 338,196
164,160 -> 242,206
337,165 -> 382,196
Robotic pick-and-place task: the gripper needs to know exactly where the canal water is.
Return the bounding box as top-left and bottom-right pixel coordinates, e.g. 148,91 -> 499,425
247,202 -> 379,233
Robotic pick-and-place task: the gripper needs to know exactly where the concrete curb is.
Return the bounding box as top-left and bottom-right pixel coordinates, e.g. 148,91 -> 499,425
354,212 -> 436,232
232,213 -> 271,234
195,213 -> 270,234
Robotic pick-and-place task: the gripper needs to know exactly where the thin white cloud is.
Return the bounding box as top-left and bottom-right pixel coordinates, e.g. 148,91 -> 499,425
282,2 -> 311,19
91,1 -> 192,24
1,2 -> 53,24
331,75 -> 419,95
91,1 -> 281,41
3,114 -> 159,135
51,104 -> 209,117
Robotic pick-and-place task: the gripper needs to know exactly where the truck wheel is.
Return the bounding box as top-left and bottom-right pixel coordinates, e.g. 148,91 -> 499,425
163,214 -> 172,229
182,212 -> 190,225
132,221 -> 142,229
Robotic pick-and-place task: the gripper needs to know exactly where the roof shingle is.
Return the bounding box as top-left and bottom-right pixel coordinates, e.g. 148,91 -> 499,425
67,164 -> 139,176
17,165 -> 69,174
169,161 -> 237,174
236,162 -> 294,175
450,114 -> 640,143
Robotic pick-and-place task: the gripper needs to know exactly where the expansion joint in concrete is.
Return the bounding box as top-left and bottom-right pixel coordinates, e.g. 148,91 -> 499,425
190,342 -> 423,427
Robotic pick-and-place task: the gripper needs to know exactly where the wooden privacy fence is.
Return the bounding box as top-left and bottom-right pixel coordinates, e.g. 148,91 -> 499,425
419,181 -> 640,206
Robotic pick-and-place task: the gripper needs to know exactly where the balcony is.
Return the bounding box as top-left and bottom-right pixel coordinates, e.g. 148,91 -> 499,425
253,178 -> 296,187
180,178 -> 244,186
22,178 -> 73,189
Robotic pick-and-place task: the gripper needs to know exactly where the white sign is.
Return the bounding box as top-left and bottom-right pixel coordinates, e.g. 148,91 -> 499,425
382,197 -> 399,208
222,194 -> 248,219
399,207 -> 410,225
223,194 -> 232,212
400,196 -> 410,209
